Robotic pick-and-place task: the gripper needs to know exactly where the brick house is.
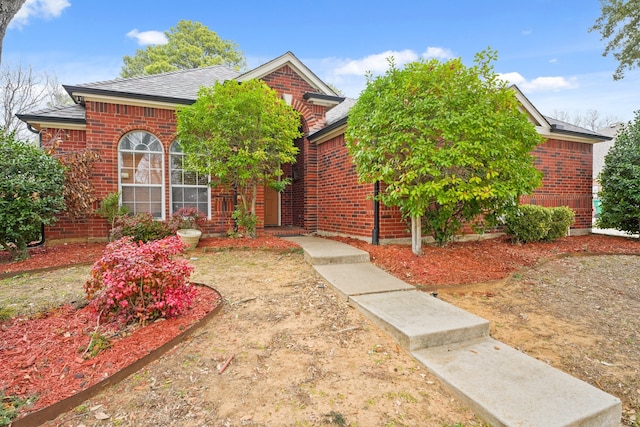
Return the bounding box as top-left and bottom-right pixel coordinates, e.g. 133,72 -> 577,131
18,52 -> 610,244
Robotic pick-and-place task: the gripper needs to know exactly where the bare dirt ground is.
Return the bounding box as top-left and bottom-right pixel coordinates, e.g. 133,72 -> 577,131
438,254 -> 640,427
9,250 -> 483,427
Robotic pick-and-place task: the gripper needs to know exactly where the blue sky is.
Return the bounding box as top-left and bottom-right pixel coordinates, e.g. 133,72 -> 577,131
4,0 -> 639,123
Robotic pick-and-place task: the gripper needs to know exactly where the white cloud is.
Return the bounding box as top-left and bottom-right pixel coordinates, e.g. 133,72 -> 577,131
334,49 -> 419,75
9,0 -> 70,29
126,29 -> 168,46
522,29 -> 533,36
422,47 -> 454,59
498,72 -> 578,93
549,58 -> 558,64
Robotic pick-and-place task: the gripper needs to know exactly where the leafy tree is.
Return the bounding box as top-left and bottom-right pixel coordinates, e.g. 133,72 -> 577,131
0,0 -> 26,62
0,129 -> 65,260
596,110 -> 640,234
176,79 -> 301,237
121,20 -> 246,78
345,49 -> 543,254
590,0 -> 640,80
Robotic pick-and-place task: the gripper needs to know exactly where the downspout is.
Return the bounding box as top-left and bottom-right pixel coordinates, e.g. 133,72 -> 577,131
372,181 -> 380,245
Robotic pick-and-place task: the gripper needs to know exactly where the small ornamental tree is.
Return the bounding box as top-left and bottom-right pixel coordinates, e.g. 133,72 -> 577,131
85,236 -> 195,325
597,110 -> 640,234
0,129 -> 65,260
177,79 -> 301,237
345,49 -> 543,253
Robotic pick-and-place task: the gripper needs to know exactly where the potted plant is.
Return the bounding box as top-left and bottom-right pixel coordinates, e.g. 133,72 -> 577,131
169,207 -> 207,249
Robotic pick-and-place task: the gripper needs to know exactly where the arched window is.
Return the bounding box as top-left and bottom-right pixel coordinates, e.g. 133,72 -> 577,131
169,140 -> 210,217
118,131 -> 164,218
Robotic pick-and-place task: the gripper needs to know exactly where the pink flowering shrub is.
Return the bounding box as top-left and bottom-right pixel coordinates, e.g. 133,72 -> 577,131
85,236 -> 195,325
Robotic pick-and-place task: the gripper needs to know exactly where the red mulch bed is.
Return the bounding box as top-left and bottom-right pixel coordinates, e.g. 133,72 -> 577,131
0,286 -> 219,417
330,234 -> 640,290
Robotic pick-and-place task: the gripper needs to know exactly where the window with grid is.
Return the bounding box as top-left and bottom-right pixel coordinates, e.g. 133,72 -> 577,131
169,140 -> 210,217
118,131 -> 164,218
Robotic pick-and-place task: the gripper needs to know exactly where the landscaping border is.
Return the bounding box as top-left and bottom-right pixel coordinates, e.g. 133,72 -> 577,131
10,283 -> 223,427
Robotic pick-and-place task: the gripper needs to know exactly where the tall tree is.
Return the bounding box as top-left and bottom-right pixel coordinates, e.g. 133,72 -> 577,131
590,0 -> 640,80
0,0 -> 26,63
1,63 -> 62,140
596,110 -> 640,234
346,49 -> 543,254
176,79 -> 301,237
121,20 -> 246,78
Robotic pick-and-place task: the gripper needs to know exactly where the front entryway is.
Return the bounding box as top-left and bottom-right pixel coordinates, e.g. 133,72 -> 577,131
264,185 -> 279,226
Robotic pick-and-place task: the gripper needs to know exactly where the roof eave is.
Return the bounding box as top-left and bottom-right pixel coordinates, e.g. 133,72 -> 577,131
309,117 -> 348,144
64,85 -> 195,106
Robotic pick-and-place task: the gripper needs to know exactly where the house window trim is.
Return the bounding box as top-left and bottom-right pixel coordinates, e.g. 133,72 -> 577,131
169,140 -> 211,219
117,130 -> 166,220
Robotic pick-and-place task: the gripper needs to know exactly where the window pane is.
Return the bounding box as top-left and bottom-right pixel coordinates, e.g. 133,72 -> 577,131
184,171 -> 197,185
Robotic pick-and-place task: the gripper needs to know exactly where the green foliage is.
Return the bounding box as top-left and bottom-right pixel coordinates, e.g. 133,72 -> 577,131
0,129 -> 65,260
505,205 -> 551,243
121,20 -> 246,77
80,331 -> 112,359
590,0 -> 640,80
505,204 -> 575,243
345,48 -> 543,249
0,390 -> 36,426
546,206 -> 575,240
597,110 -> 640,234
111,212 -> 173,243
84,236 -> 195,325
96,192 -> 130,238
177,79 -> 302,238
231,206 -> 258,237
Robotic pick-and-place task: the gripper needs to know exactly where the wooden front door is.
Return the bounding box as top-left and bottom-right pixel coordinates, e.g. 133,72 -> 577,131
264,185 -> 279,226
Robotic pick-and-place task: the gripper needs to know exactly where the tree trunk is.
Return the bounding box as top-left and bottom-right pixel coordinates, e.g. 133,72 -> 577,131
0,0 -> 26,62
411,215 -> 423,255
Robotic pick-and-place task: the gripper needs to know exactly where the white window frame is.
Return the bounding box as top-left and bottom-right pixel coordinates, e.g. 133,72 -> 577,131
169,140 -> 211,218
118,131 -> 165,219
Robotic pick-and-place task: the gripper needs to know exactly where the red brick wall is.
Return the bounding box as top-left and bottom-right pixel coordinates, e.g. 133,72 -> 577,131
317,134 -> 376,237
315,136 -> 595,240
522,138 -> 594,229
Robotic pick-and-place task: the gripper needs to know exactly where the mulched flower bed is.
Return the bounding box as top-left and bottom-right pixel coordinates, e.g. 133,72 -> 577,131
0,286 -> 220,418
330,234 -> 640,289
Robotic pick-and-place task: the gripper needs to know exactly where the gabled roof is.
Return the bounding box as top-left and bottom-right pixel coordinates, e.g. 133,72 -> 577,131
239,51 -> 337,96
65,65 -> 241,106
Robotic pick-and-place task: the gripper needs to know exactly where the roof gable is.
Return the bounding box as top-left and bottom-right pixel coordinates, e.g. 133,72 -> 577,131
239,51 -> 337,96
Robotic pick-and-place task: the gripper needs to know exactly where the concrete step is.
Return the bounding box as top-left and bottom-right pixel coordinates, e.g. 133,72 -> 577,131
285,236 -> 369,265
413,338 -> 622,427
349,290 -> 490,351
313,262 -> 414,301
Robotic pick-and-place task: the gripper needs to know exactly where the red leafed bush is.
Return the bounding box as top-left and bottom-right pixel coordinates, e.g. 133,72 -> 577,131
85,236 -> 195,325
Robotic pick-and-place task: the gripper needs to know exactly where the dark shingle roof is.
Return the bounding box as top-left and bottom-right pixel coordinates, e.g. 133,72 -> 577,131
16,104 -> 86,124
66,65 -> 241,103
544,116 -> 611,140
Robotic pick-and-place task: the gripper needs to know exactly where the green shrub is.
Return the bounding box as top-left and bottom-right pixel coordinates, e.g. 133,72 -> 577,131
110,212 -> 173,243
545,206 -> 575,240
505,204 -> 552,243
505,204 -> 576,243
0,130 -> 65,260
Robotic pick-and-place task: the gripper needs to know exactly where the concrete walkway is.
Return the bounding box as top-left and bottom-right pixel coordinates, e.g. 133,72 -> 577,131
285,236 -> 622,427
